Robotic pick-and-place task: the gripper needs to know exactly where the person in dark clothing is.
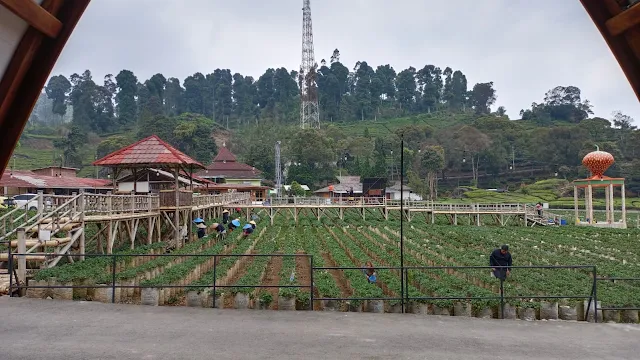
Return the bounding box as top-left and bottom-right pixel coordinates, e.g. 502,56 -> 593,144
212,222 -> 226,241
489,245 -> 512,280
196,223 -> 207,239
243,226 -> 254,236
222,210 -> 230,224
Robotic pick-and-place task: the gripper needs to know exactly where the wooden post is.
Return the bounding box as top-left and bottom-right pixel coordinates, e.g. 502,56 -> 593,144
174,167 -> 180,248
609,183 -> 614,223
605,186 -> 610,223
588,184 -> 594,224
621,183 -> 627,226
37,190 -> 44,220
79,189 -> 85,261
131,190 -> 135,213
573,185 -> 579,223
17,228 -> 26,287
71,192 -> 77,218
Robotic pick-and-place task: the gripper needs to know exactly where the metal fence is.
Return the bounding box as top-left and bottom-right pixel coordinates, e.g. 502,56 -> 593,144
3,251 -> 600,322
312,264 -> 598,321
595,276 -> 640,313
5,252 -> 313,308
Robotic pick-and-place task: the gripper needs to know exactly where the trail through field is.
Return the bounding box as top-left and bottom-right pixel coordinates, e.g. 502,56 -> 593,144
294,251 -> 317,309
325,227 -> 397,298
223,250 -> 256,308
262,253 -> 283,309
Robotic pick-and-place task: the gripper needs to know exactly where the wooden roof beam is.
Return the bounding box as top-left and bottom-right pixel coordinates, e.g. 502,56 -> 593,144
606,3 -> 640,36
0,0 -> 63,38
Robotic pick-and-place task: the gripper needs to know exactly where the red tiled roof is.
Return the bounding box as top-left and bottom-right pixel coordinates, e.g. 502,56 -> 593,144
213,147 -> 237,162
92,135 -> 204,168
0,171 -> 112,189
197,146 -> 263,179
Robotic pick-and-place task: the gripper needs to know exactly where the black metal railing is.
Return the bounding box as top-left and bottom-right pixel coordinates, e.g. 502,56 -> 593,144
595,277 -> 640,312
5,252 -> 313,308
312,264 -> 598,321
3,250 -> 602,322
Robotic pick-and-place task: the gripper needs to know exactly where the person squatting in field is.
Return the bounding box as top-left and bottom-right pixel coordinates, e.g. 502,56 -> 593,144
242,223 -> 254,236
362,261 -> 376,283
489,245 -> 512,280
212,222 -> 226,237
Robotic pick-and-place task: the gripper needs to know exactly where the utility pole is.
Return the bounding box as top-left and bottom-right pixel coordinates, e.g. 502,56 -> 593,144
275,141 -> 282,196
299,0 -> 320,129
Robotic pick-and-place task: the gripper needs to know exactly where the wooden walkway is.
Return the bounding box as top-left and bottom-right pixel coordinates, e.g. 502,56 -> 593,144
226,197 -> 563,226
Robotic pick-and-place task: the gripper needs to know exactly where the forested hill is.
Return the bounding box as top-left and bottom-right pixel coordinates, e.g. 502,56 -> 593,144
19,48 -> 640,196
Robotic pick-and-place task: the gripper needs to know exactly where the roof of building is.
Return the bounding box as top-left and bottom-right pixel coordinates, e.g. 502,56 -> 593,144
337,176 -> 361,184
30,166 -> 79,172
196,146 -> 263,180
92,135 -> 204,169
386,181 -> 413,192
213,147 -> 237,162
0,170 -> 112,189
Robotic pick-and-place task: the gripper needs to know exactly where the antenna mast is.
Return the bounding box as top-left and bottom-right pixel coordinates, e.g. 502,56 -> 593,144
275,141 -> 282,196
299,0 -> 320,129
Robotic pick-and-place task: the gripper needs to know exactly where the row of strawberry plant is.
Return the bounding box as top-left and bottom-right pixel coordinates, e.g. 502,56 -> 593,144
359,225 -> 499,310
320,226 -> 384,307
190,226 -> 263,294
33,242 -> 166,283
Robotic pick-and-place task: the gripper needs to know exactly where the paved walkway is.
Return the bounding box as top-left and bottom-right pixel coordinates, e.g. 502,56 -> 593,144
1,297 -> 638,360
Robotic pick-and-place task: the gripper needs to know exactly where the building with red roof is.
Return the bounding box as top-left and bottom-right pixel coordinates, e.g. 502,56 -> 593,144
196,145 -> 263,186
0,170 -> 112,196
195,145 -> 269,202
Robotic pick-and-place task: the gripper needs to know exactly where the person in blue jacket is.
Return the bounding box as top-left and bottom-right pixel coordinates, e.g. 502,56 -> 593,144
489,245 -> 512,280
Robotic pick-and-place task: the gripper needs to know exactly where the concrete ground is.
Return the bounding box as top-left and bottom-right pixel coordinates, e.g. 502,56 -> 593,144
1,297 -> 638,360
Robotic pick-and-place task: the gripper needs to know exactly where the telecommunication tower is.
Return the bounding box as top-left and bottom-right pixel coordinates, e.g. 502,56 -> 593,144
275,141 -> 282,195
299,0 -> 320,129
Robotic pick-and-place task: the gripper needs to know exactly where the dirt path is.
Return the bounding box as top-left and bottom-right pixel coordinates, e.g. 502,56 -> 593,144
222,250 -> 256,308
262,253 -> 283,310
295,252 -> 317,309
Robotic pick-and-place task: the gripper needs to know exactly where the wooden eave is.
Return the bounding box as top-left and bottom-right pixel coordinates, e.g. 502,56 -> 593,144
0,0 -> 90,177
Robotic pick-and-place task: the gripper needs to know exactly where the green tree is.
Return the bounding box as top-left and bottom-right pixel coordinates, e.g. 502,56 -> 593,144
290,181 -> 306,196
115,70 -> 138,128
419,145 -> 445,200
469,82 -> 497,114
45,75 -> 71,123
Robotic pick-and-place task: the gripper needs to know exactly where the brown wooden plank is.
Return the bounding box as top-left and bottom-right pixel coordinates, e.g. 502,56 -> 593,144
580,0 -> 640,102
606,3 -> 640,36
0,0 -> 90,175
0,0 -> 63,38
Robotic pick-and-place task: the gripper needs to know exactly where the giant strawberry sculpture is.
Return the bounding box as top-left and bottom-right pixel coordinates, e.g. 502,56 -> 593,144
582,145 -> 614,178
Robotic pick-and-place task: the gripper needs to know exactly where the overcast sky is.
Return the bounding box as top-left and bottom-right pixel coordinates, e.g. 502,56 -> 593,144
52,0 -> 640,123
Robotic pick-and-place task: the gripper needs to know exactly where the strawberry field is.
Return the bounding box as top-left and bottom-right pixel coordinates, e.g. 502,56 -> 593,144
23,209 -> 640,322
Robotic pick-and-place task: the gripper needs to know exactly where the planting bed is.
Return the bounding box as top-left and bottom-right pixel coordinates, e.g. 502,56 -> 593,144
20,210 -> 640,323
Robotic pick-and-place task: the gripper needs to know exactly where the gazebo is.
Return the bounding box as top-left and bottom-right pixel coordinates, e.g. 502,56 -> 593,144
93,135 -> 206,247
573,146 -> 627,229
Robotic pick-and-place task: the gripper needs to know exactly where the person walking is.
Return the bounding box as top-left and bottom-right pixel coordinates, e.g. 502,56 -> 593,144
489,245 -> 512,280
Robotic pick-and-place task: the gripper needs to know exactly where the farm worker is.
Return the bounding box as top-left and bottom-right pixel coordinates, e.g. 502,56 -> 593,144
193,218 -> 206,239
249,220 -> 257,229
489,245 -> 512,280
229,218 -> 241,232
251,213 -> 260,222
222,209 -> 230,224
242,223 -> 254,236
196,222 -> 207,239
362,261 -> 376,283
